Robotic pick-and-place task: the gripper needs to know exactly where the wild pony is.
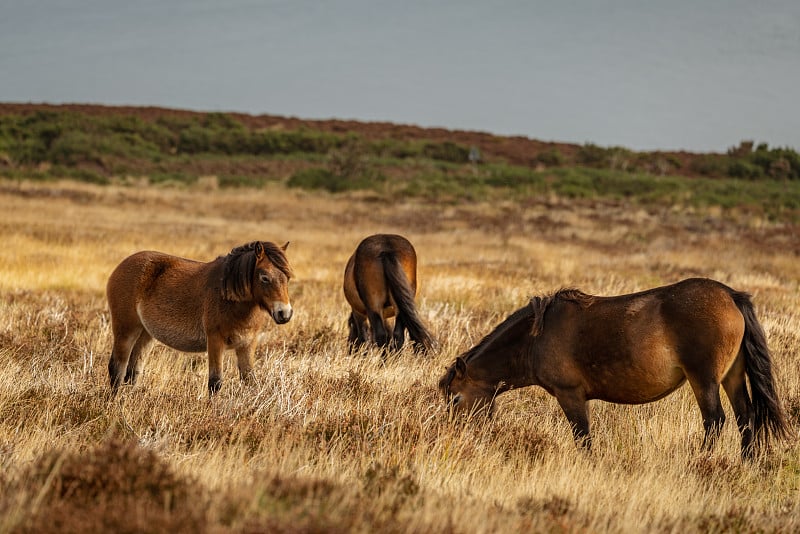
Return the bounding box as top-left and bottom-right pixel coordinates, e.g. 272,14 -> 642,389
343,234 -> 434,353
439,278 -> 789,458
107,241 -> 293,396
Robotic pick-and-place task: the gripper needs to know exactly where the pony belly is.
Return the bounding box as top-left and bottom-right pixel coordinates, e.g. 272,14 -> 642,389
590,365 -> 686,404
160,336 -> 207,353
149,328 -> 207,353
139,314 -> 207,353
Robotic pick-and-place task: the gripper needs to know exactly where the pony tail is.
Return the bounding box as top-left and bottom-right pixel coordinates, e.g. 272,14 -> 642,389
221,248 -> 256,301
381,252 -> 435,352
731,290 -> 790,448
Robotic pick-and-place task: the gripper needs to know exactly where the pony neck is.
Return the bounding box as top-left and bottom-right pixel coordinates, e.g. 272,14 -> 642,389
465,305 -> 539,390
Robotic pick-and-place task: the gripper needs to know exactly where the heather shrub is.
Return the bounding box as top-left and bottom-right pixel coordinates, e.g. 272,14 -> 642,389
11,438 -> 207,534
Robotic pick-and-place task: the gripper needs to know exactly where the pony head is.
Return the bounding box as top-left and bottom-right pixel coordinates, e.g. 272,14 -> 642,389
438,302 -> 542,418
221,241 -> 294,324
438,356 -> 498,417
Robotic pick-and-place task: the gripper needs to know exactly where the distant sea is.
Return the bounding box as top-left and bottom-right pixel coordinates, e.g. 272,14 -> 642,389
1,0 -> 798,151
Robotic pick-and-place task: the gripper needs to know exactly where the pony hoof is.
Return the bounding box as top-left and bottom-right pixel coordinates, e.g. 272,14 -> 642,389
208,378 -> 222,395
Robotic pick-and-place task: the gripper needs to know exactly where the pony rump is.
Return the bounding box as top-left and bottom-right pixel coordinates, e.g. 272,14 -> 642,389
221,241 -> 292,301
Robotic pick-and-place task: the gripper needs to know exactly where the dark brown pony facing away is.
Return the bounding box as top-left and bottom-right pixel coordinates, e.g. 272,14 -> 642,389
439,278 -> 789,458
343,234 -> 434,353
107,241 -> 293,396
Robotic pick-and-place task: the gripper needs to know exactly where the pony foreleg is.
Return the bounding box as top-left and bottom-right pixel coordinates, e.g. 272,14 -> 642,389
207,337 -> 225,396
235,344 -> 256,384
555,389 -> 591,450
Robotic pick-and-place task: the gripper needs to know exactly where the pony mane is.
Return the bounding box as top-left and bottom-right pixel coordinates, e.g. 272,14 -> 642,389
221,241 -> 293,301
530,288 -> 594,336
461,305 -> 535,365
459,288 -> 595,363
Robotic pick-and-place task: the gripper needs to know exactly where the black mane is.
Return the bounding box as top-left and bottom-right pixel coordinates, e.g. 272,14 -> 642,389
228,241 -> 293,279
459,288 -> 594,364
221,241 -> 292,301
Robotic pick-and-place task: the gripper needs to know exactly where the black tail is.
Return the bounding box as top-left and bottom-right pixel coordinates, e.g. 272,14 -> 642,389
381,252 -> 435,352
731,290 -> 790,448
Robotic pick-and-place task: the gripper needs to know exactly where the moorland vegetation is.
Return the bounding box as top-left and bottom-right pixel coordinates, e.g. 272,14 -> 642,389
0,104 -> 798,532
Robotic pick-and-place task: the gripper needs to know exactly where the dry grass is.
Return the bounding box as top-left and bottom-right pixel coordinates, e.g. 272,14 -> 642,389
0,178 -> 799,533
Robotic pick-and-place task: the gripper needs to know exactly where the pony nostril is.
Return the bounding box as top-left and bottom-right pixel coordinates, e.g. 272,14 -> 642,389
273,305 -> 292,324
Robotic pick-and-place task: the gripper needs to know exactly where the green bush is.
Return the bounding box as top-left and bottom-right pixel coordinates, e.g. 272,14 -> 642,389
689,154 -> 728,177
727,160 -> 763,180
287,164 -> 386,192
286,168 -> 337,190
374,140 -> 422,159
48,131 -> 99,165
750,145 -> 800,180
401,171 -> 484,200
421,141 -> 470,163
484,166 -> 542,188
535,149 -> 563,167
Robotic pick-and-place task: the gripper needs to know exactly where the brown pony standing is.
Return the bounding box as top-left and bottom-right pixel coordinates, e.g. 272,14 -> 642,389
439,278 -> 789,458
343,234 -> 434,353
107,241 -> 293,395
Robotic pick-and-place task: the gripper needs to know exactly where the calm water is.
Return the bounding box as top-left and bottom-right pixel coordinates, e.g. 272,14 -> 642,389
1,0 -> 798,151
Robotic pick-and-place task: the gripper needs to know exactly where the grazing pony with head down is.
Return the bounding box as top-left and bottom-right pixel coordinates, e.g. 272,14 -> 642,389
439,278 -> 789,458
107,241 -> 293,395
343,234 -> 434,354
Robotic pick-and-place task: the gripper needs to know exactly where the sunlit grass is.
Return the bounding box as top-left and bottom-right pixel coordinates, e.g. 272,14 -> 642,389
0,178 -> 798,532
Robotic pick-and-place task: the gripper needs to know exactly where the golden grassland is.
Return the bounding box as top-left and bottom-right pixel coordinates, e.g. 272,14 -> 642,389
0,178 -> 799,533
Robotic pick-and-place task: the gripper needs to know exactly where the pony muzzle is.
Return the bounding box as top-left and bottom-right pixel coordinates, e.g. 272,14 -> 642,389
271,302 -> 293,324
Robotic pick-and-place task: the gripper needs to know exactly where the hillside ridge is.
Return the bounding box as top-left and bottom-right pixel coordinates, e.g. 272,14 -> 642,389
0,102 -> 699,169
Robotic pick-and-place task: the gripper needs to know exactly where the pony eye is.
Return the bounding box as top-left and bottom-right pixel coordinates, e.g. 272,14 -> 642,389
259,273 -> 271,284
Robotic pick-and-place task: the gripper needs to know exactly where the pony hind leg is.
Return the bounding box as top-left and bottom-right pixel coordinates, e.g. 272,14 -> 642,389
688,379 -> 726,452
367,311 -> 389,348
391,316 -> 406,351
124,330 -> 153,386
108,326 -> 144,393
722,359 -> 756,458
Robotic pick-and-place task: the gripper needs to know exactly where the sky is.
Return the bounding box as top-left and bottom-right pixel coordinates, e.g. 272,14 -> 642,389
1,0 -> 799,152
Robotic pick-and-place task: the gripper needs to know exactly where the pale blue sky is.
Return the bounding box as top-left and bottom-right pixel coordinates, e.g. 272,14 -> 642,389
1,0 -> 798,151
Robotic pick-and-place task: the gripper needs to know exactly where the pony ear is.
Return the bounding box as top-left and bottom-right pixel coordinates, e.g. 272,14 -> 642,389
255,241 -> 265,260
282,241 -> 290,251
455,357 -> 467,378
